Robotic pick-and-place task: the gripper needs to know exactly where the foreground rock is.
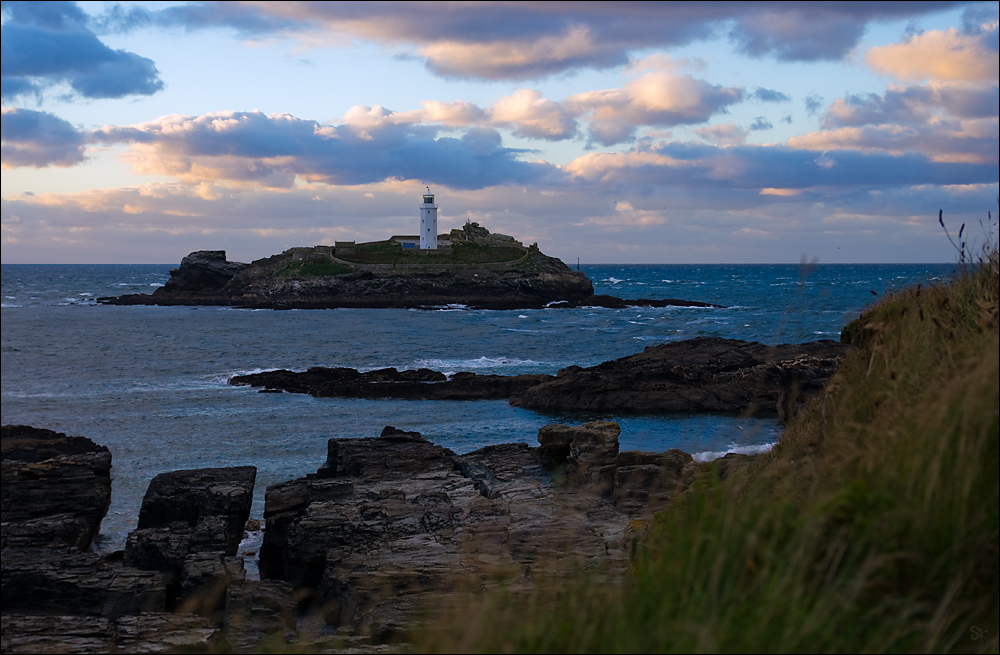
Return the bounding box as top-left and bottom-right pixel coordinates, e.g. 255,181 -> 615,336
259,423 -> 701,638
123,467 -> 256,615
1,423 -> 753,650
230,366 -> 554,399
1,425 -> 112,550
0,434 -> 294,653
511,336 -> 853,419
0,426 -> 213,653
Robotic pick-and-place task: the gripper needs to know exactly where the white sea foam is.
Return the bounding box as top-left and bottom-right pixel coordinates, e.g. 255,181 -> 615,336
692,441 -> 776,462
413,356 -> 542,373
1,302 -> 23,308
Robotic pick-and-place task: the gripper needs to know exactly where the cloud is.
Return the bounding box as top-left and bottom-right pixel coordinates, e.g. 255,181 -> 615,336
331,62 -> 744,147
696,123 -> 748,146
89,109 -> 556,190
486,89 -> 578,140
97,2 -> 965,80
1,1 -> 163,101
805,94 -> 825,116
417,26 -> 628,80
789,120 -> 999,164
823,84 -> 1000,128
752,88 -> 791,103
865,25 -> 1000,82
562,140 -> 997,191
7,159 -> 995,265
750,117 -> 774,131
567,62 -> 745,146
1,108 -> 87,168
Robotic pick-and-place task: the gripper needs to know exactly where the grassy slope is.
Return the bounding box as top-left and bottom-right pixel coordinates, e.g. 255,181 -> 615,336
422,256 -> 999,653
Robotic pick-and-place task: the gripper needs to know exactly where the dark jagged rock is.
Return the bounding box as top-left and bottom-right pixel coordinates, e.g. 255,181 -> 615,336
1,425 -> 112,551
230,339 -> 848,419
229,366 -> 553,400
0,429 -> 302,652
1,422 -> 764,650
0,547 -> 168,619
511,337 -> 853,418
257,422 -> 742,637
161,250 -> 249,294
537,421 -> 620,490
613,450 -> 695,514
124,466 -> 256,614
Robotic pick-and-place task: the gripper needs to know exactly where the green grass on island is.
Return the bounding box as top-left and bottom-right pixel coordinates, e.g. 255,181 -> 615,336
418,250 -> 999,653
337,241 -> 527,266
275,259 -> 353,278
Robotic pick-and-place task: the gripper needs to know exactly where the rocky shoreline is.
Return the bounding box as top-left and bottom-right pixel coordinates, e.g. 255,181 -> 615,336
2,421 -> 755,652
231,337 -> 852,420
97,249 -> 722,311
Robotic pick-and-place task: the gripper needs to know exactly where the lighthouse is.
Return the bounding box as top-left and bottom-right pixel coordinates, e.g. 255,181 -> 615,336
420,188 -> 438,250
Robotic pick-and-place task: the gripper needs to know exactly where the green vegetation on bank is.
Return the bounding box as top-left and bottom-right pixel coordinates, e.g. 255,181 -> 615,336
275,259 -> 353,278
336,240 -> 526,265
422,252 -> 999,653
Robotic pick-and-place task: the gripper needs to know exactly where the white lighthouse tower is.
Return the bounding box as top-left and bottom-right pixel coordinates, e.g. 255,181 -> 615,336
420,188 -> 438,250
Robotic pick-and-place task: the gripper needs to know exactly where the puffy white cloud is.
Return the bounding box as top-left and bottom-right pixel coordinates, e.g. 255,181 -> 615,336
865,26 -> 1000,82
486,89 -> 578,140
566,62 -> 745,145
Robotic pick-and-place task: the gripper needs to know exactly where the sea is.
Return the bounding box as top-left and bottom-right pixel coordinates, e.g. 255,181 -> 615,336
1,262 -> 954,553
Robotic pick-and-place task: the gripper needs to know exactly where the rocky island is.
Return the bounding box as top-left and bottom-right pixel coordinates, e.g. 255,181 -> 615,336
98,221 -> 721,310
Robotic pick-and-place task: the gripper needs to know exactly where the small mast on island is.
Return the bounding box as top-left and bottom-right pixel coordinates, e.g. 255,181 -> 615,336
420,187 -> 438,250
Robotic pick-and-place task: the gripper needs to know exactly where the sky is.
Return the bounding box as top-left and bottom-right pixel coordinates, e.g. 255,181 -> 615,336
1,1 -> 998,264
